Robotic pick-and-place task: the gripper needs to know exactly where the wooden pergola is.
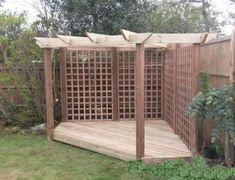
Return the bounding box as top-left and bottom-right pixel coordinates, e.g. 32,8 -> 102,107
35,29 -> 234,161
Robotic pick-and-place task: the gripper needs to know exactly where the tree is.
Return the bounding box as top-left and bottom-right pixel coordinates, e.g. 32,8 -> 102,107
0,12 -> 45,128
32,0 -> 61,37
141,0 -> 222,33
0,12 -> 25,62
34,0 -> 151,36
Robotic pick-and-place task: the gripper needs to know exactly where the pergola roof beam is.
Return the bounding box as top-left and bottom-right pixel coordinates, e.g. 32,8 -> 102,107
57,35 -> 96,46
121,29 -> 216,44
34,37 -> 68,48
86,32 -> 129,45
35,29 -> 217,49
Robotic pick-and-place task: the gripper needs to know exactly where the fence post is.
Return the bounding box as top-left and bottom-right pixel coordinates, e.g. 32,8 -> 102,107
44,48 -> 54,141
135,43 -> 145,159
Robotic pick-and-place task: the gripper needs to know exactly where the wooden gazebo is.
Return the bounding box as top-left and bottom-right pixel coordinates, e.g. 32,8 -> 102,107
35,29 -> 235,161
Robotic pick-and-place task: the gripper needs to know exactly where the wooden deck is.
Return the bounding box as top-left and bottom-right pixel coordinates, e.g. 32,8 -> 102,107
53,120 -> 192,161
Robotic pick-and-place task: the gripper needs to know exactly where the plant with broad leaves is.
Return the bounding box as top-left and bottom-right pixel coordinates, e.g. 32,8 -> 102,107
187,73 -> 235,166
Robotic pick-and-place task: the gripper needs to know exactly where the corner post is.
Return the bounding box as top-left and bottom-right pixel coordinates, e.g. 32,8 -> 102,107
44,48 -> 54,141
135,43 -> 145,159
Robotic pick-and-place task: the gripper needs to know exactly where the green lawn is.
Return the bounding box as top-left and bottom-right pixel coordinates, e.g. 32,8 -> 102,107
0,133 -> 149,180
2,133 -> 235,180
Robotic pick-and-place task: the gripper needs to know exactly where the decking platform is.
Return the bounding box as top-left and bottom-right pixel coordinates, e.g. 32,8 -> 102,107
54,120 -> 192,161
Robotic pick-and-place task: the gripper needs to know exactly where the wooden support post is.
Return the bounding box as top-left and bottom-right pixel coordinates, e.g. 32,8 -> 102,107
112,48 -> 119,121
60,48 -> 67,122
44,48 -> 54,141
135,43 -> 145,159
192,44 -> 201,153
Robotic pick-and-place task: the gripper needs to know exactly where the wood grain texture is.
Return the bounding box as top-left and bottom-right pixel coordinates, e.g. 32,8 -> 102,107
54,120 -> 192,161
135,43 -> 145,159
44,48 -> 54,140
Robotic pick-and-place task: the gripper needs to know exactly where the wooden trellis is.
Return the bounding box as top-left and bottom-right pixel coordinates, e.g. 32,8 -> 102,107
164,45 -> 200,152
163,49 -> 175,129
35,29 -> 235,160
118,50 -> 136,120
62,48 -> 164,122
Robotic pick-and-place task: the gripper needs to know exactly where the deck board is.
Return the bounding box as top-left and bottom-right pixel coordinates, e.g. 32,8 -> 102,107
53,120 -> 192,161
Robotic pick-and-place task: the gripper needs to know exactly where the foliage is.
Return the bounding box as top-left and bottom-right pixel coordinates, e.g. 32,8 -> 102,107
33,0 -> 151,36
0,12 -> 26,62
0,68 -> 45,128
187,73 -> 235,166
0,134 -> 148,179
127,157 -> 235,180
141,0 -> 223,33
187,78 -> 235,140
34,0 -> 223,36
0,12 -> 45,128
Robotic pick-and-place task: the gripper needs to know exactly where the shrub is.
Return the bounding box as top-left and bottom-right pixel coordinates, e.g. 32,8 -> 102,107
187,73 -> 235,166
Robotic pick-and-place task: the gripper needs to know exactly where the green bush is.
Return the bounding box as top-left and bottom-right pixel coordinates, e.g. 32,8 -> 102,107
127,157 -> 235,180
187,73 -> 235,166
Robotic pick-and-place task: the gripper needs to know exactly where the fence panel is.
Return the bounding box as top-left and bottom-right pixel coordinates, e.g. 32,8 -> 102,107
200,39 -> 231,87
0,65 -> 45,105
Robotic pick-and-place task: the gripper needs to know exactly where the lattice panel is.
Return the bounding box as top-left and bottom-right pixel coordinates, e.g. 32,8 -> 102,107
118,51 -> 135,120
65,50 -> 113,121
175,46 -> 195,151
144,49 -> 163,119
163,50 -> 175,128
163,46 -> 197,152
64,48 -> 163,121
117,50 -> 163,120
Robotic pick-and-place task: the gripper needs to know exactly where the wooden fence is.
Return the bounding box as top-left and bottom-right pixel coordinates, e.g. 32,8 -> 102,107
200,38 -> 231,87
0,65 -> 45,106
163,37 -> 234,152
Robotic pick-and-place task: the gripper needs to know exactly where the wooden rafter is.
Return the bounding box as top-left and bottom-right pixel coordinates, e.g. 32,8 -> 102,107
121,29 -> 137,41
57,35 -> 96,46
35,29 -> 217,49
121,29 -> 216,44
86,32 -> 128,45
35,37 -> 68,48
121,29 -> 152,43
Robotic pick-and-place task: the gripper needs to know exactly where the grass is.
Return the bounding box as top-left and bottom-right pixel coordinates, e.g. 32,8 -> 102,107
0,133 -> 149,180
1,133 -> 235,180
